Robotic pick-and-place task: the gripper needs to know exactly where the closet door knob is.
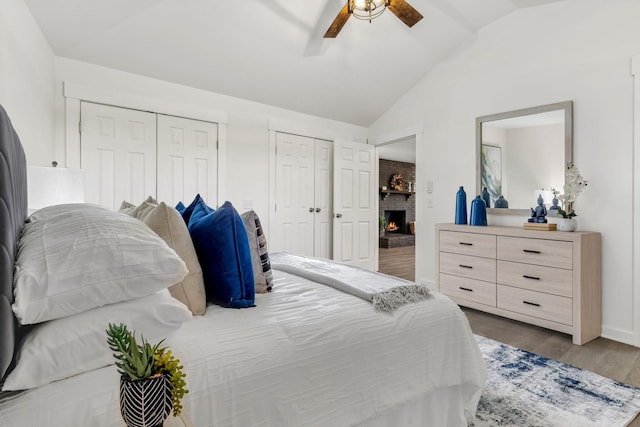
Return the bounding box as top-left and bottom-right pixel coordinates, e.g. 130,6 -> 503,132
309,207 -> 314,213
315,208 -> 321,213
336,213 -> 342,218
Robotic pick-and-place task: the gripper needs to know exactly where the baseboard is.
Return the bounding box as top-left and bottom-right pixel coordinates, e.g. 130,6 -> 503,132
601,325 -> 637,347
420,278 -> 435,288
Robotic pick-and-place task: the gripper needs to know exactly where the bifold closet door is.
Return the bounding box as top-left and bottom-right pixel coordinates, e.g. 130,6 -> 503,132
80,102 -> 156,210
273,133 -> 332,258
156,115 -> 218,207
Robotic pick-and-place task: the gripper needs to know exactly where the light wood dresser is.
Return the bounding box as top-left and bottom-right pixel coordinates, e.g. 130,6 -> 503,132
435,223 -> 601,345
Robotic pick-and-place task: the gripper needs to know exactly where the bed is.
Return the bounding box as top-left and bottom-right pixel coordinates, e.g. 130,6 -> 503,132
0,104 -> 486,427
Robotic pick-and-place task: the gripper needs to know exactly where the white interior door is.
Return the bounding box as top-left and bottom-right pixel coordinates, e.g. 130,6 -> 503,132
274,133 -> 315,256
314,139 -> 333,259
157,114 -> 218,206
80,102 -> 156,210
333,140 -> 376,270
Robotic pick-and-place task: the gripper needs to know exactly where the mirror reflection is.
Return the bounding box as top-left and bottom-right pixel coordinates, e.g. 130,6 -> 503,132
476,101 -> 572,214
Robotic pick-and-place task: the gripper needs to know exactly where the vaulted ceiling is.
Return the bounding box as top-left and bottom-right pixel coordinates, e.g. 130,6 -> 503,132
25,0 -> 564,126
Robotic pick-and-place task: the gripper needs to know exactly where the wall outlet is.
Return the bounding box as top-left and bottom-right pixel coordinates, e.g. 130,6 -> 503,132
427,198 -> 434,208
243,199 -> 253,209
427,180 -> 434,194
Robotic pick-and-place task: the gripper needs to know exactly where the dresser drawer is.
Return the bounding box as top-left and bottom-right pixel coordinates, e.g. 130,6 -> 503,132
440,252 -> 496,283
439,231 -> 496,258
497,285 -> 572,326
440,274 -> 496,306
497,236 -> 572,269
497,260 -> 572,297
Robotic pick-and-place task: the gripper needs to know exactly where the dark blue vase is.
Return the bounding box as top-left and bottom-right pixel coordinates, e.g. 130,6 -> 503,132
495,195 -> 509,208
455,186 -> 467,225
482,187 -> 491,208
470,195 -> 487,226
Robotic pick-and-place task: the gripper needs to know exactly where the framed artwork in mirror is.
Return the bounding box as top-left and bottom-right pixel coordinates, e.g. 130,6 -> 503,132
481,144 -> 502,204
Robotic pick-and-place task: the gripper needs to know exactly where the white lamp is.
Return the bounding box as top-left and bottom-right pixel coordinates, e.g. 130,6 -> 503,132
27,164 -> 85,212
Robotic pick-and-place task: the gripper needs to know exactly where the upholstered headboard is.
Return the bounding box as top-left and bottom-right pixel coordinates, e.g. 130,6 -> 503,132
0,105 -> 28,380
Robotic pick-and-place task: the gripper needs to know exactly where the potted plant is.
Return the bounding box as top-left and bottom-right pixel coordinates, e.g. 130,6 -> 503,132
556,162 -> 588,232
106,323 -> 188,427
379,216 -> 386,237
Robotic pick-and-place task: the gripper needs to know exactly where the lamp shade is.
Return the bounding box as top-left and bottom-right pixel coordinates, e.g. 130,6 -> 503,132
27,165 -> 85,211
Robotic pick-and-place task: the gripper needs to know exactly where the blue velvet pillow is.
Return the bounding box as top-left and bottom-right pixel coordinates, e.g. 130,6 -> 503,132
176,194 -> 208,225
188,199 -> 255,308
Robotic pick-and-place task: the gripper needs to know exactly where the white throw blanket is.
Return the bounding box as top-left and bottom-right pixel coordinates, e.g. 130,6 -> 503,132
270,252 -> 432,312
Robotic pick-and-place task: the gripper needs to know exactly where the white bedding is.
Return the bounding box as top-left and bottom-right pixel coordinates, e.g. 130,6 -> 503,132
0,270 -> 486,427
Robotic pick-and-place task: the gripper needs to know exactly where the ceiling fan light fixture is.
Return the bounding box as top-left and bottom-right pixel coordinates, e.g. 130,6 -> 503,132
348,0 -> 391,22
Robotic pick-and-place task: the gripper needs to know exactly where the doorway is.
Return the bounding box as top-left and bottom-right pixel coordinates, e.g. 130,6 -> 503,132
377,136 -> 416,281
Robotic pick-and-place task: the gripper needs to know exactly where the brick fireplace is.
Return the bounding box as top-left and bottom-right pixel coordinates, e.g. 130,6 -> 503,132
379,159 -> 415,248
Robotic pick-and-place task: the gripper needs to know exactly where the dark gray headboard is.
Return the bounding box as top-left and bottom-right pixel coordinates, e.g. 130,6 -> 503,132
0,105 -> 27,380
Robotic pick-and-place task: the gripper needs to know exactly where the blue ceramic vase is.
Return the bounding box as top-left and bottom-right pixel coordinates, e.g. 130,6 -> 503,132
470,195 -> 488,226
455,186 -> 467,225
495,195 -> 509,208
482,187 -> 491,208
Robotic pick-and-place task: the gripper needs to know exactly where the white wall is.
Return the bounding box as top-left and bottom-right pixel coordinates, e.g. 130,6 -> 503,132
0,0 -> 55,165
53,57 -> 368,224
369,0 -> 640,344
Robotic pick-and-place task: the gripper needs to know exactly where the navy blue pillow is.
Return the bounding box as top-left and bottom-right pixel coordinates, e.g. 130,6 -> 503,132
176,194 -> 208,225
188,199 -> 255,308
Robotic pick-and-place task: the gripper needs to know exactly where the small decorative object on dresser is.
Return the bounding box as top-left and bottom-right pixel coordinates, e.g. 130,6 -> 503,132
435,223 -> 601,345
106,323 -> 188,427
494,195 -> 509,208
469,195 -> 488,226
556,162 -> 588,232
527,194 -> 548,224
455,186 -> 467,224
482,187 -> 491,208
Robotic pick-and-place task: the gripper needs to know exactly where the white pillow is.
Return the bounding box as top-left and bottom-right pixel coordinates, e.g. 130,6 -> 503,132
28,203 -> 108,222
2,289 -> 192,391
12,206 -> 188,324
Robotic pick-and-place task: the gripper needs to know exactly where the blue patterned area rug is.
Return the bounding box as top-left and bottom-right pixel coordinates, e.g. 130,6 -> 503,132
474,335 -> 640,427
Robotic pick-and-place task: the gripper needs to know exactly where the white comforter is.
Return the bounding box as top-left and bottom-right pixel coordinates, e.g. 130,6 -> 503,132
0,269 -> 486,427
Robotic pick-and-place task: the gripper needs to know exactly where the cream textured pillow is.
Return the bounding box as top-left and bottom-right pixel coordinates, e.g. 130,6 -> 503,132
12,206 -> 188,324
141,202 -> 207,315
120,196 -> 157,217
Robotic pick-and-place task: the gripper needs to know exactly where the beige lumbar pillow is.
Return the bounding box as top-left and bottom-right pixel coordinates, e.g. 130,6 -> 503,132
121,199 -> 206,315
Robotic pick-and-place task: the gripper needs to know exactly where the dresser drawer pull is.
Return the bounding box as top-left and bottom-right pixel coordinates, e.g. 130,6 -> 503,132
523,249 -> 541,254
523,275 -> 541,280
523,300 -> 541,307
459,287 -> 474,292
458,264 -> 473,269
459,242 -> 473,246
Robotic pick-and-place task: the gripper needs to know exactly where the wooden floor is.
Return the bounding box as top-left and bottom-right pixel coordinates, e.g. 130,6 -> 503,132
378,245 -> 415,282
378,245 -> 640,425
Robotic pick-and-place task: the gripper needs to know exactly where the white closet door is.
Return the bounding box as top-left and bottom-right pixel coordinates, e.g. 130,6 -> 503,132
314,139 -> 333,259
274,133 -> 315,256
333,140 -> 376,270
81,102 -> 156,210
157,115 -> 218,206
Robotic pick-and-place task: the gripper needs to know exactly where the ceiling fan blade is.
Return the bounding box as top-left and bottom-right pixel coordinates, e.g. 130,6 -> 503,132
324,4 -> 350,38
388,0 -> 423,28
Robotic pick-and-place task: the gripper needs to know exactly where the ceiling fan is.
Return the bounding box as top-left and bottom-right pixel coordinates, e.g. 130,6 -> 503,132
324,0 -> 423,38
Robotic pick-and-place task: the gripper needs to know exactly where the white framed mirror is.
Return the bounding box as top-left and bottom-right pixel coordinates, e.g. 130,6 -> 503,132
476,101 -> 573,215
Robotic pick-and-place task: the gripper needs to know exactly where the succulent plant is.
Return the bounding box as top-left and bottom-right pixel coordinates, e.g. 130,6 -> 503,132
106,323 -> 164,380
106,323 -> 188,416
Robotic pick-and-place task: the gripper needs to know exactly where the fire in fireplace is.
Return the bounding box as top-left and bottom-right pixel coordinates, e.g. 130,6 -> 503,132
384,210 -> 406,233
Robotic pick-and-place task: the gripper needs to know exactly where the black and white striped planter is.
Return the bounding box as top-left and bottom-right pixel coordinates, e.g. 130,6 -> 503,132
120,374 -> 172,427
